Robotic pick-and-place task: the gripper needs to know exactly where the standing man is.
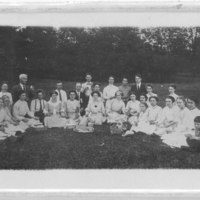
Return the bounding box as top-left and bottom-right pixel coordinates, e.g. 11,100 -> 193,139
12,74 -> 35,104
131,74 -> 146,100
55,81 -> 67,103
81,73 -> 93,94
75,82 -> 82,102
118,77 -> 131,104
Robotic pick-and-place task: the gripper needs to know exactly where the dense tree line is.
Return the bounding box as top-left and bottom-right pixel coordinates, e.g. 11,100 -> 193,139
0,26 -> 200,84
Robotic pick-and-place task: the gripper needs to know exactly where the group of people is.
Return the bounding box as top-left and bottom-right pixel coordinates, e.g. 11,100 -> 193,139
0,72 -> 199,149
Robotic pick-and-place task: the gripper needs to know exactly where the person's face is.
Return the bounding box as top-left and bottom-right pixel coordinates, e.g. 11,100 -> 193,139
169,86 -> 175,94
140,103 -> 147,112
150,98 -> 157,107
130,94 -> 136,101
70,92 -> 76,100
140,95 -> 146,103
122,79 -> 128,85
38,92 -> 43,100
94,85 -> 100,91
3,97 -> 10,106
1,84 -> 8,91
108,77 -> 114,84
52,93 -> 57,101
0,99 -> 3,108
165,98 -> 173,107
135,76 -> 141,84
20,77 -> 27,84
187,99 -> 196,110
194,122 -> 200,131
57,83 -> 62,90
146,86 -> 152,93
20,93 -> 26,101
116,92 -> 121,100
76,84 -> 82,92
177,99 -> 185,109
86,75 -> 92,82
93,93 -> 99,101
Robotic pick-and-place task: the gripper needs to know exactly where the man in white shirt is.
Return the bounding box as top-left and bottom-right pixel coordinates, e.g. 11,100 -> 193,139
103,76 -> 119,109
30,89 -> 47,123
55,81 -> 67,103
81,73 -> 93,93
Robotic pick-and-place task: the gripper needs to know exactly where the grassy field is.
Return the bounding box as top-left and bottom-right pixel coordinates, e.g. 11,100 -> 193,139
1,79 -> 200,169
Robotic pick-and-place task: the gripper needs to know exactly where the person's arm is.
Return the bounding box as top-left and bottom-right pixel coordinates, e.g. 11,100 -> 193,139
26,103 -> 35,118
103,87 -> 109,100
30,100 -> 35,113
9,93 -> 13,105
101,102 -> 106,116
43,102 -> 49,116
121,102 -> 126,114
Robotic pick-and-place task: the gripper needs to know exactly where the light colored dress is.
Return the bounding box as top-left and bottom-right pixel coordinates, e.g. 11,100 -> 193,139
107,99 -> 127,123
103,84 -> 119,109
44,100 -> 67,128
85,99 -> 106,125
161,107 -> 194,148
125,100 -> 140,125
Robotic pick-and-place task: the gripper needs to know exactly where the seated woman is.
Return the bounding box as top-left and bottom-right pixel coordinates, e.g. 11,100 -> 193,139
123,102 -> 149,136
13,91 -> 40,129
80,87 -> 92,116
125,92 -> 140,125
106,91 -> 127,123
160,96 -> 194,148
44,90 -> 67,128
155,96 -> 179,135
186,116 -> 200,151
64,90 -> 81,125
31,89 -> 47,124
0,81 -> 13,105
84,91 -> 106,125
139,93 -> 150,107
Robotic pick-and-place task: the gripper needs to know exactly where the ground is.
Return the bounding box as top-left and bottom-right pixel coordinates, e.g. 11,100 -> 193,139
1,79 -> 200,169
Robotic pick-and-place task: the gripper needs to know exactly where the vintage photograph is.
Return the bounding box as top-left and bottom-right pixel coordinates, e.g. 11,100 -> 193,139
0,25 -> 199,169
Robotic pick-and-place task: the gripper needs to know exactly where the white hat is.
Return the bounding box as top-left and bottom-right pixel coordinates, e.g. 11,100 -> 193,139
19,74 -> 28,79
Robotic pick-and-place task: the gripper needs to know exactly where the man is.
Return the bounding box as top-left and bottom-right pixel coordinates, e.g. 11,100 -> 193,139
103,76 -> 118,109
30,89 -> 47,123
81,73 -> 93,93
75,82 -> 82,101
131,74 -> 146,100
118,77 -> 131,104
55,81 -> 67,103
12,74 -> 35,104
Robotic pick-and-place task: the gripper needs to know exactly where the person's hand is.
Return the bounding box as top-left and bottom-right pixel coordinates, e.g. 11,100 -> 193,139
22,118 -> 29,123
60,112 -> 66,118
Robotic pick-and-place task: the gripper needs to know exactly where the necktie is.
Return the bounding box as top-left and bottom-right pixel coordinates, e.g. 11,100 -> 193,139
59,90 -> 62,101
39,100 -> 42,111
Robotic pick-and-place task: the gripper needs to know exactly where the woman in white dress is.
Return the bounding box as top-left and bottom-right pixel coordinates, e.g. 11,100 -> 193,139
64,90 -> 81,125
155,96 -> 179,135
123,102 -> 149,136
84,91 -> 106,125
106,91 -> 127,123
168,84 -> 179,102
125,92 -> 140,125
161,96 -> 194,148
0,81 -> 13,105
44,90 -> 67,128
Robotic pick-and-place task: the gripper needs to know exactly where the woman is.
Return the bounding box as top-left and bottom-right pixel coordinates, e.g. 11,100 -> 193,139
155,96 -> 179,135
146,84 -> 157,102
139,93 -> 149,106
123,102 -> 149,136
125,92 -> 140,125
106,91 -> 127,123
65,90 -> 81,125
160,96 -> 194,148
44,90 -> 66,128
84,91 -> 106,125
0,81 -> 13,105
168,84 -> 179,102
80,87 -> 92,116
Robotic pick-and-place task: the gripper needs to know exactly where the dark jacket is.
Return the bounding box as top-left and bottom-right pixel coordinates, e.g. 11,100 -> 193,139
12,84 -> 35,104
130,83 -> 147,100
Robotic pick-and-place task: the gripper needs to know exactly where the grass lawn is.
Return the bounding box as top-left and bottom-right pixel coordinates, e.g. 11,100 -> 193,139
1,79 -> 200,169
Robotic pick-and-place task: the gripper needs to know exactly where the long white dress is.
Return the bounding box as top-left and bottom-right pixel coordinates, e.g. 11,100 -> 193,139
107,99 -> 127,123
85,99 -> 106,125
44,100 -> 67,128
161,107 -> 194,148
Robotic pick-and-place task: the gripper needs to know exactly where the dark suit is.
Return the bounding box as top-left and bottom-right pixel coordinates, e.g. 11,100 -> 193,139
130,83 -> 146,100
12,84 -> 35,104
75,91 -> 82,101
